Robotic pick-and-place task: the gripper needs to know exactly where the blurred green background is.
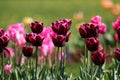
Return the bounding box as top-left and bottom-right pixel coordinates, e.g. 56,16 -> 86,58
0,0 -> 120,78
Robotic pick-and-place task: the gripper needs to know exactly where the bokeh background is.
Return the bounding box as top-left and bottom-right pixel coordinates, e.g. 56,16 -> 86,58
0,0 -> 120,77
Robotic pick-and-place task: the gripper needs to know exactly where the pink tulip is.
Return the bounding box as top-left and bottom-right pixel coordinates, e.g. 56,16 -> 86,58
4,48 -> 14,58
112,17 -> 120,31
114,34 -> 120,42
91,16 -> 106,34
39,27 -> 54,56
4,64 -> 11,74
99,23 -> 106,34
91,16 -> 102,24
7,23 -> 26,47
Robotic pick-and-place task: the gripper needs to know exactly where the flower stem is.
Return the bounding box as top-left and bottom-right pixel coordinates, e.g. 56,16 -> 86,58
2,53 -> 4,80
35,46 -> 38,80
57,47 -> 59,65
99,66 -> 102,80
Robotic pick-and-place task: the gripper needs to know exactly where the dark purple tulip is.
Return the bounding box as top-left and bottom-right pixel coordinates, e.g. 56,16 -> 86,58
29,21 -> 44,34
51,19 -> 72,35
25,33 -> 35,43
0,28 -> 5,37
79,23 -> 99,38
85,37 -> 99,51
65,32 -> 71,42
51,34 -> 66,47
22,46 -> 33,57
91,51 -> 105,66
0,33 -> 9,48
25,33 -> 44,46
114,48 -> 120,61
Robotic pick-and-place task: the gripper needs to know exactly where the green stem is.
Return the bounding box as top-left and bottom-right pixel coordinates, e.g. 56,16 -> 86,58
35,46 -> 38,80
2,53 -> 4,80
57,47 -> 59,65
99,66 -> 102,80
84,45 -> 87,80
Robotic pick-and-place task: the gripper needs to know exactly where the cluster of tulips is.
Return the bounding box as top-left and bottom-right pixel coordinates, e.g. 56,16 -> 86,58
0,16 -> 120,80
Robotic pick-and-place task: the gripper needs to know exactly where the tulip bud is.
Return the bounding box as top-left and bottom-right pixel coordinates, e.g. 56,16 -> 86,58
114,48 -> 120,61
91,51 -> 105,66
29,21 -> 44,34
22,46 -> 33,57
85,37 -> 99,51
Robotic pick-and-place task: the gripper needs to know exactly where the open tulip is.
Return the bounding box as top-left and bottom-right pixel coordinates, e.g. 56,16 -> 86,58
51,19 -> 72,35
29,21 -> 44,34
79,23 -> 99,38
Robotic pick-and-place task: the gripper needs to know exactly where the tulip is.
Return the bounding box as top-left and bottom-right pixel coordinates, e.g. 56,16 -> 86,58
99,23 -> 106,34
7,23 -> 26,47
29,21 -> 44,34
0,28 -> 5,37
4,64 -> 12,74
112,17 -> 120,31
51,19 -> 72,35
85,37 -> 99,51
91,16 -> 106,34
4,48 -> 14,58
51,34 -> 66,47
114,34 -> 120,42
25,33 -> 44,46
79,23 -> 99,38
91,51 -> 105,66
0,29 -> 9,52
22,46 -> 33,57
91,16 -> 102,24
114,48 -> 120,61
39,28 -> 54,56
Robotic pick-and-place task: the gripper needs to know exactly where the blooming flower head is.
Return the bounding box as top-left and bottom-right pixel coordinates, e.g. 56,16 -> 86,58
91,51 -> 105,66
25,33 -> 44,46
91,16 -> 102,24
4,64 -> 12,74
85,37 -> 100,51
7,23 -> 26,47
0,28 -> 9,53
51,33 -> 66,47
79,23 -> 99,38
51,19 -> 72,35
114,34 -> 120,42
39,27 -> 54,56
4,48 -> 14,58
114,48 -> 120,61
29,21 -> 44,34
22,46 -> 33,57
91,16 -> 106,34
112,17 -> 120,31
